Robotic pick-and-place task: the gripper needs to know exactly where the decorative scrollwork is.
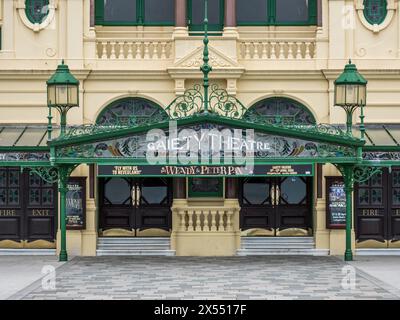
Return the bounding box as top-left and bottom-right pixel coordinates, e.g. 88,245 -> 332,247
29,167 -> 59,184
353,166 -> 382,184
208,85 -> 247,119
165,85 -> 204,119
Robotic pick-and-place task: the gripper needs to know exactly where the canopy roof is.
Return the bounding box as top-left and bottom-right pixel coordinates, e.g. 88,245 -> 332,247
2,123 -> 400,149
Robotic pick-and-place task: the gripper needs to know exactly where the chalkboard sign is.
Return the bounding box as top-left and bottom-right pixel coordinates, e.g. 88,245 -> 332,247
326,176 -> 346,229
66,177 -> 86,230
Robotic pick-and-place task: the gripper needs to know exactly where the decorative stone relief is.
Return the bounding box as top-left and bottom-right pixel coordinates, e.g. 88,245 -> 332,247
16,0 -> 57,32
355,0 -> 397,33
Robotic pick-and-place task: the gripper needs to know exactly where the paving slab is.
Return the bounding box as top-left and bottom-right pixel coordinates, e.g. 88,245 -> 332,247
6,256 -> 400,300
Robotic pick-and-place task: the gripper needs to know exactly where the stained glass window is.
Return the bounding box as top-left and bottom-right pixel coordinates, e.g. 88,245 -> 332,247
96,98 -> 169,126
243,97 -> 316,125
363,0 -> 387,25
25,0 -> 49,24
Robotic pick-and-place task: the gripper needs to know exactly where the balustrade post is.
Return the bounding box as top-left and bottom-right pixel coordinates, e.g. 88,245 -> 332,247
211,210 -> 217,232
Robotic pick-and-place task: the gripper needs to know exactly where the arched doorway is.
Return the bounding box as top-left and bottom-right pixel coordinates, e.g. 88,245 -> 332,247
240,97 -> 315,237
96,98 -> 172,237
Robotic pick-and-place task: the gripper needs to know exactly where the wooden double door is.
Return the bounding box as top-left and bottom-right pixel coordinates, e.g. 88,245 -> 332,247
240,176 -> 312,236
0,167 -> 58,246
355,168 -> 400,247
99,177 -> 172,235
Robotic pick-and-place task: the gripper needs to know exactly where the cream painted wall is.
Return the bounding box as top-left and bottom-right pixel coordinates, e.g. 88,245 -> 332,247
0,0 -> 400,255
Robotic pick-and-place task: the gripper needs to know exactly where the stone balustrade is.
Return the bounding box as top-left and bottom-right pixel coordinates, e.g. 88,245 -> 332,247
177,207 -> 236,233
238,39 -> 316,60
96,39 -> 173,60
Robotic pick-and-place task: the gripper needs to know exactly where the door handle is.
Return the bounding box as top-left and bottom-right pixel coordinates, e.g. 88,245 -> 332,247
270,185 -> 276,206
136,187 -> 141,207
275,185 -> 281,206
131,186 -> 136,206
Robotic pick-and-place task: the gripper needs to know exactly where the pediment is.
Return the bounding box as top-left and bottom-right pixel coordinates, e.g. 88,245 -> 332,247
171,46 -> 241,70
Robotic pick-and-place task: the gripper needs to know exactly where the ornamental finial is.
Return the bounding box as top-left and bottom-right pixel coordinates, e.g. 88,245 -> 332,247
200,0 -> 212,114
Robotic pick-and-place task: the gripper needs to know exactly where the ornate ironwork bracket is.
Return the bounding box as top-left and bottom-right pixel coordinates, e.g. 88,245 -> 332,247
334,164 -> 382,185
29,167 -> 59,184
353,166 -> 382,184
27,165 -> 78,185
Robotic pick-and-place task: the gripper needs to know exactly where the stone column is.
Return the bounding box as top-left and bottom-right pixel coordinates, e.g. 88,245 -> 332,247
174,0 -> 188,36
224,0 -> 238,36
171,178 -> 187,250
224,178 -> 241,250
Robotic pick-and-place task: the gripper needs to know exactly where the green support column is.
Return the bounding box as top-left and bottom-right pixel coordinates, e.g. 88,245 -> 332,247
343,165 -> 354,261
58,166 -> 70,262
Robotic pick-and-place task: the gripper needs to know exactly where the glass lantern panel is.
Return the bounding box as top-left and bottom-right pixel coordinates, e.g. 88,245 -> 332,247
56,85 -> 69,105
67,85 -> 79,106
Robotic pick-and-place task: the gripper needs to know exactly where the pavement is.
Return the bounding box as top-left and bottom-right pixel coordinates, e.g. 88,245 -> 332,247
0,256 -> 64,300
348,256 -> 400,291
1,255 -> 399,300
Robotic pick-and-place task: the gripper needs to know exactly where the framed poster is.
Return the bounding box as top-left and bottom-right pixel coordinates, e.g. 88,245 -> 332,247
66,177 -> 87,230
326,176 -> 346,229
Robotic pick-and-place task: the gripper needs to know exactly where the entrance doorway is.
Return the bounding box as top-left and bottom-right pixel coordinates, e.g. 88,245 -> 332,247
99,177 -> 172,236
239,176 -> 312,236
0,167 -> 58,247
355,168 -> 400,247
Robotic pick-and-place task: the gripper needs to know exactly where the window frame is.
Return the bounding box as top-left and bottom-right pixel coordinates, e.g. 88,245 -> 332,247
25,0 -> 50,25
188,177 -> 224,198
237,0 -> 317,27
363,0 -> 388,26
187,0 -> 225,34
95,0 -> 175,26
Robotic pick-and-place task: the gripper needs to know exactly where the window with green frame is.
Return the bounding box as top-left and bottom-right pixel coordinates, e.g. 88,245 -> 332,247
25,0 -> 49,24
363,0 -> 387,25
237,0 -> 317,26
188,0 -> 225,34
188,178 -> 224,198
95,0 -> 175,26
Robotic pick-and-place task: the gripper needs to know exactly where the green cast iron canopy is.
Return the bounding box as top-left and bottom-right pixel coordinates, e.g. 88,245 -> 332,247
334,60 -> 368,86
46,60 -> 80,86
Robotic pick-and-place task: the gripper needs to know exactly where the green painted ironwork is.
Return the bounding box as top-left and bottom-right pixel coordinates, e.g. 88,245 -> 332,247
200,0 -> 211,114
334,163 -> 383,261
363,0 -> 387,25
29,166 -> 59,184
25,0 -> 49,24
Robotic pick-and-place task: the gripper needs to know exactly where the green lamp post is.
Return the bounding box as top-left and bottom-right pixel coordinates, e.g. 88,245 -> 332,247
47,61 -> 79,262
47,60 -> 80,138
334,60 -> 367,261
334,60 -> 368,136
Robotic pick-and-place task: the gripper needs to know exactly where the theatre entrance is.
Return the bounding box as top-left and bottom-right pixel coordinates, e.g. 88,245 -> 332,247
239,176 -> 313,236
98,177 -> 172,237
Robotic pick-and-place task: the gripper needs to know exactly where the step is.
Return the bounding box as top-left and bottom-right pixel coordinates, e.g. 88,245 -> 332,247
237,249 -> 329,256
98,238 -> 170,244
96,249 -> 176,256
241,245 -> 315,249
242,237 -> 314,242
0,249 -> 56,256
356,249 -> 400,256
98,243 -> 170,248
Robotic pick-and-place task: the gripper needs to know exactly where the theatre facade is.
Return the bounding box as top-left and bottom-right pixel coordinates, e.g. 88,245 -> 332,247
1,0 -> 400,260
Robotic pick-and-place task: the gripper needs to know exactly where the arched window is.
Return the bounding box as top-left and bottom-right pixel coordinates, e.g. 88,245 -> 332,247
363,0 -> 387,25
243,97 -> 316,125
96,97 -> 169,126
25,0 -> 49,24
